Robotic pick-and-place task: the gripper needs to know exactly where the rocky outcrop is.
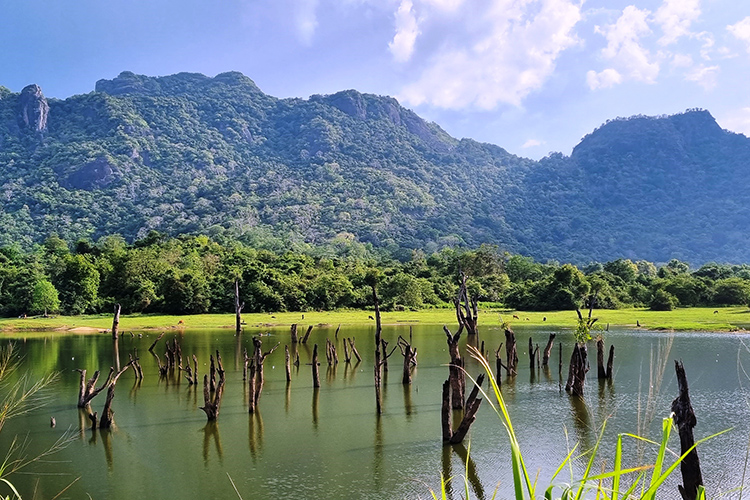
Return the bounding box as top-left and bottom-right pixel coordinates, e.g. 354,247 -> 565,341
60,157 -> 116,190
17,84 -> 49,132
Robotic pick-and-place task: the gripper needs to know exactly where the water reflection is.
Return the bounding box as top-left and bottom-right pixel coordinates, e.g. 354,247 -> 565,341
403,385 -> 415,419
569,395 -> 592,451
202,422 -> 223,466
312,387 -> 320,430
248,411 -> 264,460
440,443 -> 484,500
373,415 -> 383,491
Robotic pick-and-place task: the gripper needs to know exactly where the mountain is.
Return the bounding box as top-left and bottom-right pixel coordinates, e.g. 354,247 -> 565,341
0,71 -> 749,264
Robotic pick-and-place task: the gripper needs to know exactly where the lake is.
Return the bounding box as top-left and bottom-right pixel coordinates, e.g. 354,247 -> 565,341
0,324 -> 747,499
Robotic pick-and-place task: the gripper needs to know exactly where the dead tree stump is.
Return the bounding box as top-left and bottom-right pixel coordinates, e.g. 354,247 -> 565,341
312,344 -> 321,388
98,361 -> 135,429
76,368 -> 114,408
201,351 -> 225,421
111,304 -> 121,340
291,324 -> 298,344
148,332 -> 165,353
542,333 -> 556,366
441,374 -> 484,444
606,345 -> 614,379
348,338 -> 362,362
454,273 -> 478,336
234,279 -> 245,334
565,343 -> 588,396
494,344 -> 505,389
504,326 -> 518,376
596,338 -> 606,379
301,325 -> 314,344
672,360 -> 703,500
398,336 -> 417,385
528,337 -> 539,370
285,345 -> 291,383
443,326 -> 465,410
252,337 -> 279,407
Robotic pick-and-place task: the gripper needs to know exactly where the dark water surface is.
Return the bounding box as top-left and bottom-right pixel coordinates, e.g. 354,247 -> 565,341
1,325 -> 748,499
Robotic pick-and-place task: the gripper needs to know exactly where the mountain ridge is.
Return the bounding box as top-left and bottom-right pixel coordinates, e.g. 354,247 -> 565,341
0,71 -> 748,264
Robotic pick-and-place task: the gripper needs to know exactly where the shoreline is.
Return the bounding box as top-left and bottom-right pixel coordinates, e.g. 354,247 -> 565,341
0,306 -> 747,334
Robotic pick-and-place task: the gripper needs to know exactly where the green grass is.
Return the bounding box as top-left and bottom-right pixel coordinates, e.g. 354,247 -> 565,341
0,306 -> 747,334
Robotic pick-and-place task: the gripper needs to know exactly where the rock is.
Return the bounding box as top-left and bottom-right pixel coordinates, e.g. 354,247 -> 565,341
62,157 -> 116,190
17,84 -> 49,132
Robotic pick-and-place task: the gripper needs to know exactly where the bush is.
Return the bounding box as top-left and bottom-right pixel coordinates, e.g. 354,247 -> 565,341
650,289 -> 678,311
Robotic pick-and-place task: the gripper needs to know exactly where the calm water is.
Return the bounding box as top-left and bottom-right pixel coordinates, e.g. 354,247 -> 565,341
0,325 -> 748,499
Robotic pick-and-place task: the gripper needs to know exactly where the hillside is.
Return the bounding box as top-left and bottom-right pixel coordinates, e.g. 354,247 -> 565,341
1,71 -> 749,263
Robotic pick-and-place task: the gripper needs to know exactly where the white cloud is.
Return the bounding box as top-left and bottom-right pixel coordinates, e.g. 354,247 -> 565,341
586,68 -> 622,90
728,17 -> 750,53
421,0 -> 464,11
594,5 -> 660,84
684,63 -> 719,90
294,0 -> 319,45
717,107 -> 750,136
389,0 -> 420,62
398,0 -> 582,110
522,139 -> 543,148
653,0 -> 701,46
671,53 -> 693,68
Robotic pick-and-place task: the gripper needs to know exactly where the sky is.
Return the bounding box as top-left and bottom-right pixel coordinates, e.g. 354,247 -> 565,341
2,0 -> 750,159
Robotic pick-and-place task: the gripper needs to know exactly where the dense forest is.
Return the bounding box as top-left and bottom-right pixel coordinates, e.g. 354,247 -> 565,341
3,233 -> 750,317
2,72 -> 750,264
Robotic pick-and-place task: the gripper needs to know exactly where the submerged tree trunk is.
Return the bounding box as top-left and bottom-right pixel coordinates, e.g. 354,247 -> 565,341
672,360 -> 703,500
234,280 -> 244,334
111,304 -> 121,340
98,361 -> 135,429
565,343 -> 588,396
504,327 -> 518,376
606,345 -> 615,380
542,333 -> 556,366
596,338 -> 606,379
201,351 -> 225,421
443,326 -> 465,410
76,368 -> 114,409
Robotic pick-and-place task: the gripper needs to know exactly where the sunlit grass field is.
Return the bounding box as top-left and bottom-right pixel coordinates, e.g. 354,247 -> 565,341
0,306 -> 748,334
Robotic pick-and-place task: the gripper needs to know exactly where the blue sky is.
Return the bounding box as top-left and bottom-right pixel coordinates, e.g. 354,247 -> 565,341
2,0 -> 750,159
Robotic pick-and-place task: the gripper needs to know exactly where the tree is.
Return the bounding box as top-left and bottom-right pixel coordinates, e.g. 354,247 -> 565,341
30,279 -> 59,315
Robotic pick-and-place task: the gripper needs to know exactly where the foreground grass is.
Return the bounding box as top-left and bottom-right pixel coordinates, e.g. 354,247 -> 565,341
0,306 -> 748,334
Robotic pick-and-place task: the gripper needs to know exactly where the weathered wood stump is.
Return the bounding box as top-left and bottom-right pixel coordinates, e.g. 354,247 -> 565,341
111,303 -> 121,340
97,361 -> 135,429
201,351 -> 225,421
76,368 -> 114,408
504,326 -> 518,376
443,325 -> 465,410
234,279 -> 245,334
542,333 -> 556,366
672,360 -> 703,500
565,343 -> 588,396
398,336 -> 417,385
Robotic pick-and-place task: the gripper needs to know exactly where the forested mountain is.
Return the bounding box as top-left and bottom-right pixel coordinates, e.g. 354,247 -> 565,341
1,71 -> 749,264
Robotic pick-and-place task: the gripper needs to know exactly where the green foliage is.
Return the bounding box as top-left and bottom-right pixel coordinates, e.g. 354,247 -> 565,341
30,279 -> 59,315
650,289 -> 678,311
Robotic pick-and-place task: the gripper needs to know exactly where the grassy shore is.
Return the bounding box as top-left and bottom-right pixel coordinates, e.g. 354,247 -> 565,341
0,306 -> 748,334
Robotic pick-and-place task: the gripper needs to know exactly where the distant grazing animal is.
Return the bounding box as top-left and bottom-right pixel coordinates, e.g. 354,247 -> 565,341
271,315 -> 276,318
714,310 -> 719,314
525,317 -> 529,321
302,314 -> 305,319
636,320 -> 640,327
178,320 -> 184,324
368,315 -> 375,320
543,317 -> 547,321
512,315 -> 519,320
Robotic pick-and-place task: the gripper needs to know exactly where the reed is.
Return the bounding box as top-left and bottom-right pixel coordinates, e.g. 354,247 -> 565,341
429,345 -> 720,500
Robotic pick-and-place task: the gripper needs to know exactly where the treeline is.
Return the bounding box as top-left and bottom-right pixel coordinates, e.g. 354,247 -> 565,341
2,233 -> 750,317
